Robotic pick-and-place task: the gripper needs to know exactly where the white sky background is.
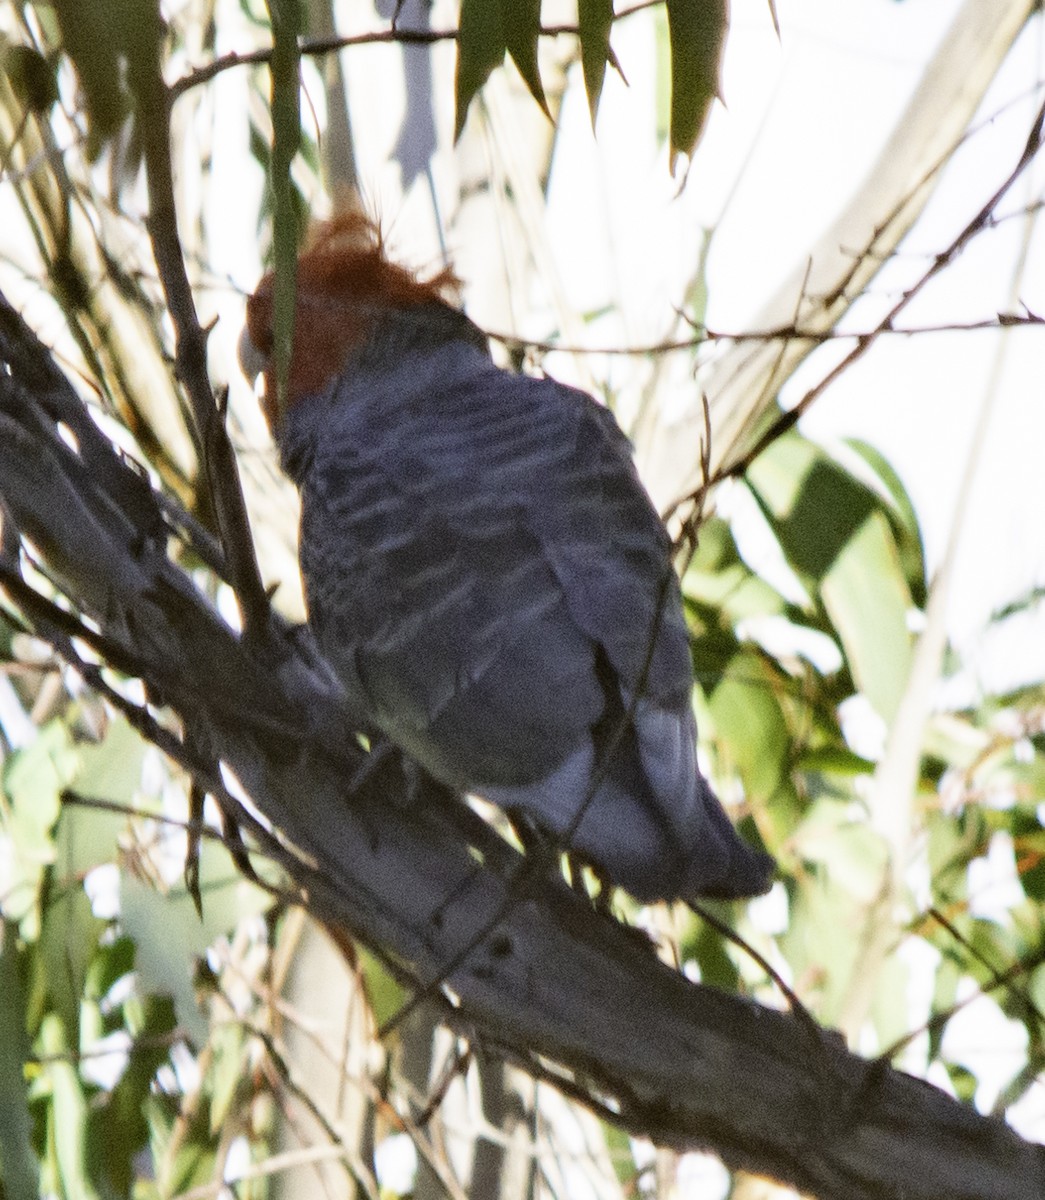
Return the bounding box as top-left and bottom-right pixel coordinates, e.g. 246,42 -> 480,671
586,0 -> 1045,692
720,2 -> 1045,690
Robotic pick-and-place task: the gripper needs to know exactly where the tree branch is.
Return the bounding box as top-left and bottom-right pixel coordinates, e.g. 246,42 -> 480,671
169,1 -> 664,98
124,9 -> 270,633
485,308 -> 1045,359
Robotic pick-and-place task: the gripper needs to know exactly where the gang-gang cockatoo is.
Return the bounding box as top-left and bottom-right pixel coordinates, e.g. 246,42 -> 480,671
239,212 -> 774,903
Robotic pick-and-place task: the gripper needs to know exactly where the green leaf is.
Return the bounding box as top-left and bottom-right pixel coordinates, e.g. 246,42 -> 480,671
119,0 -> 164,90
684,517 -> 788,624
107,991 -> 176,1175
704,647 -> 792,806
1012,810 -> 1045,901
990,584 -> 1045,626
847,437 -> 927,605
38,884 -> 105,1037
4,44 -> 58,114
748,433 -> 914,720
870,949 -> 910,1051
928,953 -> 961,1060
790,798 -> 889,905
944,1062 -> 978,1104
504,0 -> 549,116
923,712 -> 990,775
209,1021 -> 247,1132
358,946 -> 406,1030
928,808 -> 990,905
681,911 -> 740,992
74,717 -> 144,810
665,0 -> 728,168
577,0 -> 613,125
5,722 -> 76,837
40,1012 -> 102,1200
820,511 -> 913,722
120,847 -> 271,1045
50,0 -> 127,154
2,723 -> 78,936
146,1089 -> 215,1198
57,717 -> 145,880
600,1119 -> 637,1188
796,745 -> 876,777
84,936 -> 135,1004
781,872 -> 863,1025
51,0 -> 164,160
0,922 -> 39,1200
455,0 -> 506,140
846,439 -> 919,542
682,224 -> 713,332
748,434 -> 877,583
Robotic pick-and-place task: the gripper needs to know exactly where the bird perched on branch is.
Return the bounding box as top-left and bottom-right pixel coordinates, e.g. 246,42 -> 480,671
239,212 -> 773,902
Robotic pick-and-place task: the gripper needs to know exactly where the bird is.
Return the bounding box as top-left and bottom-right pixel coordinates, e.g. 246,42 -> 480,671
239,211 -> 774,903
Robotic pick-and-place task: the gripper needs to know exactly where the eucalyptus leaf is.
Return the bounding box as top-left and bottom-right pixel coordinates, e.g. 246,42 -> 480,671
40,1012 -> 102,1200
120,846 -> 271,1044
504,0 -> 549,116
820,511 -> 913,723
577,0 -> 613,124
705,647 -> 790,803
3,723 -> 78,936
358,944 -> 406,1031
0,922 -> 39,1200
454,0 -> 506,139
665,0 -> 728,168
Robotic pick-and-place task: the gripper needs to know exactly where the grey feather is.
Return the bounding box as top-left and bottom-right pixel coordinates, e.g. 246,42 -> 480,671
278,305 -> 774,901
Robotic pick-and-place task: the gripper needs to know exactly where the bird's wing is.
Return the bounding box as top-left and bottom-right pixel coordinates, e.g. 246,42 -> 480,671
291,334 -> 693,790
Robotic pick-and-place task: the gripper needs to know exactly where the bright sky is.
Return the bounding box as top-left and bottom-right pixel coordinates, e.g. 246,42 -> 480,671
705,1 -> 1045,694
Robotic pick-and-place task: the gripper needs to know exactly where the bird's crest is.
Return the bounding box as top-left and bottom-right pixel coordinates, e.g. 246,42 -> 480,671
243,210 -> 461,427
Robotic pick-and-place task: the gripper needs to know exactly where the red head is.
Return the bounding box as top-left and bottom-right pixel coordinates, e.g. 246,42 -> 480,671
241,210 -> 461,430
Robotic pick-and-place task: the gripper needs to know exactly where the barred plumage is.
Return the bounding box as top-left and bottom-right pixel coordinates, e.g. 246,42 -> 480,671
241,214 -> 773,902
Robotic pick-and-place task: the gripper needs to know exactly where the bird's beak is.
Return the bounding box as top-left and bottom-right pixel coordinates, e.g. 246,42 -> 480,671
237,324 -> 268,387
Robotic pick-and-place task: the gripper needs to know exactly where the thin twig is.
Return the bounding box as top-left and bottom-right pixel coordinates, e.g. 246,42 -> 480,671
126,21 -> 270,633
170,0 -> 665,98
711,96 -> 1045,489
486,307 -> 1045,359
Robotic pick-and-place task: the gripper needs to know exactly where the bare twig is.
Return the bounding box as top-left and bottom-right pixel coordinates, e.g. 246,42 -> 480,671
125,15 -> 269,633
485,307 -> 1045,360
170,0 -> 666,98
712,97 -> 1045,488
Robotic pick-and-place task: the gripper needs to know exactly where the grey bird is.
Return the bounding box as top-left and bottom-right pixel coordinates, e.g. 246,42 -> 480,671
240,212 -> 774,903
